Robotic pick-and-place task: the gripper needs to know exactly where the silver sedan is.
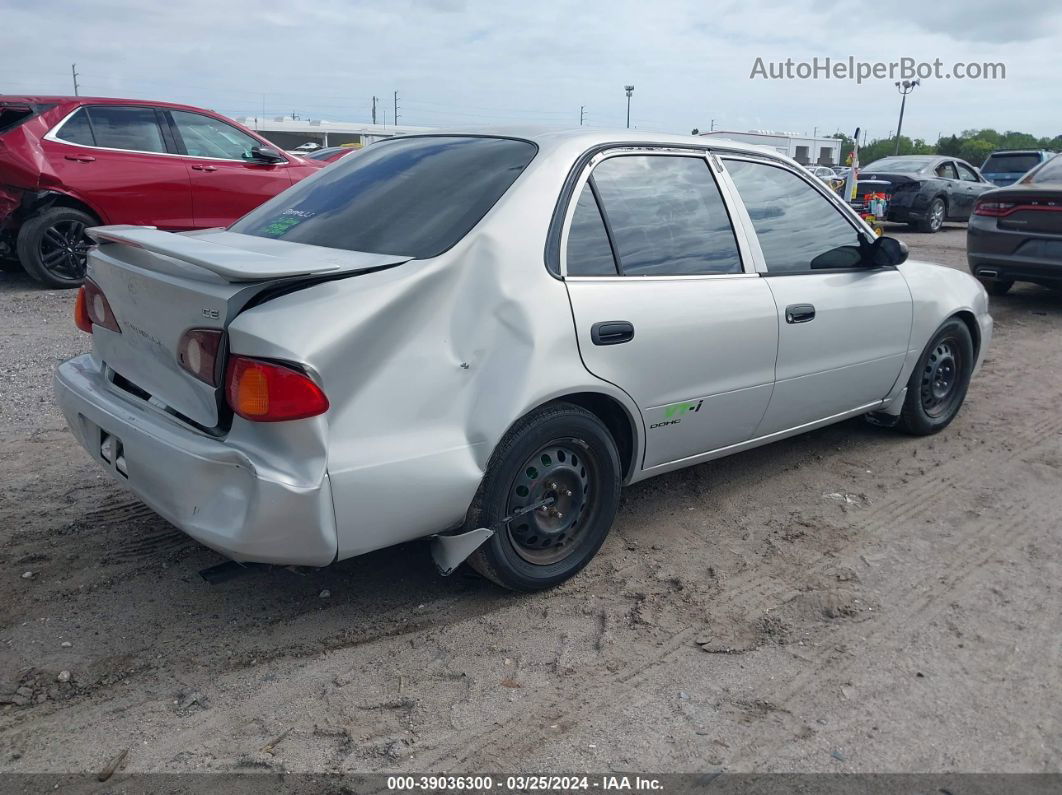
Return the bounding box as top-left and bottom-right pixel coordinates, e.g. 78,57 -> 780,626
55,129 -> 992,590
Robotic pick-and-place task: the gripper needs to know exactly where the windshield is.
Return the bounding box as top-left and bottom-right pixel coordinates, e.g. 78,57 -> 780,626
861,157 -> 934,174
231,136 -> 537,259
982,153 -> 1042,174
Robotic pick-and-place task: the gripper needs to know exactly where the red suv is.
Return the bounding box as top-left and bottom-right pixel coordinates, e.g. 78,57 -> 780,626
0,96 -> 321,287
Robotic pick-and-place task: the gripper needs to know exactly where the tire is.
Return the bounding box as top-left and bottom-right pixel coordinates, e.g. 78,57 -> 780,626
465,402 -> 622,591
896,318 -> 974,436
978,278 -> 1013,296
916,197 -> 946,233
16,206 -> 96,288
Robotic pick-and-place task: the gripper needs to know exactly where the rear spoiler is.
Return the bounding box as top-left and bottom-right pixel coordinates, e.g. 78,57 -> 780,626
86,225 -> 413,282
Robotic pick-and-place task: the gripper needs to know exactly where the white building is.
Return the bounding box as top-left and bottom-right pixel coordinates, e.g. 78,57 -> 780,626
699,130 -> 842,166
231,116 -> 435,151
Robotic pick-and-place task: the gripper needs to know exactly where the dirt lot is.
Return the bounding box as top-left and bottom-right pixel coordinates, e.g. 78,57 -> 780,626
0,224 -> 1060,776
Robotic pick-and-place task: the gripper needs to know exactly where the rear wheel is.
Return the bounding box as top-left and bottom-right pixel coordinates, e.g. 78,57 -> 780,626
896,318 -> 974,435
16,207 -> 96,288
465,403 -> 621,591
978,278 -> 1013,296
917,197 -> 946,233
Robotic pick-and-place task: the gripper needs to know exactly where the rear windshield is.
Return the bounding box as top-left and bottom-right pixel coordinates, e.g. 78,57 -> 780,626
231,135 -> 538,259
982,153 -> 1042,174
861,157 -> 933,173
0,103 -> 52,134
1031,156 -> 1062,184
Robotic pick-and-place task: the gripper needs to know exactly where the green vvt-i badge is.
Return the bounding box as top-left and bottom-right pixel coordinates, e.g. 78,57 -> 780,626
651,400 -> 703,429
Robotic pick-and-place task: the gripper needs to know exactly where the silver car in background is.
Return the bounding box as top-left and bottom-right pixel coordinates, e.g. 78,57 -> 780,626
55,130 -> 992,591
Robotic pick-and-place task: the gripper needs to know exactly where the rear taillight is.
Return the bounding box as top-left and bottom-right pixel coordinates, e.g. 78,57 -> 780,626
75,279 -> 120,333
225,356 -> 329,422
177,329 -> 223,386
974,200 -> 1017,217
74,286 -> 92,333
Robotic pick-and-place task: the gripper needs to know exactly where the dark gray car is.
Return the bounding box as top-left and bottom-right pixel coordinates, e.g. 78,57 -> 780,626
967,154 -> 1062,295
859,155 -> 994,233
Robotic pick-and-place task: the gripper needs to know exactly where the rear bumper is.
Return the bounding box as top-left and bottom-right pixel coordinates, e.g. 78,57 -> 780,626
967,218 -> 1062,286
54,354 -> 338,566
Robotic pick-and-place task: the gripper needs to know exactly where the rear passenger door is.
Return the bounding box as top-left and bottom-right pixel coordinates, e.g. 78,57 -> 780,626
722,156 -> 912,434
43,105 -> 195,229
562,149 -> 779,469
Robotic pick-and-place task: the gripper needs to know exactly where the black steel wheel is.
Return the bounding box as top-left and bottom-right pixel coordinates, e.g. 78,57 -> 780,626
505,442 -> 593,566
465,402 -> 621,591
897,318 -> 975,435
16,207 -> 96,288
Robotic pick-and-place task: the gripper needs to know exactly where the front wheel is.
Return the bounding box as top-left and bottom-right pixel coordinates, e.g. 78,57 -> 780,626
896,318 -> 975,435
465,403 -> 621,591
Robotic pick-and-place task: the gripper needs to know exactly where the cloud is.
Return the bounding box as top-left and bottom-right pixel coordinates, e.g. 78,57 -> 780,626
0,0 -> 1059,142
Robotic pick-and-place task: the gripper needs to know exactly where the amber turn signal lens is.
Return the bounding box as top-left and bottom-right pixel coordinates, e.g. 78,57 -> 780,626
225,355 -> 329,422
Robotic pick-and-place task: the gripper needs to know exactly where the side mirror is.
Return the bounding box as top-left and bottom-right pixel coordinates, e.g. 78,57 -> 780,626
246,145 -> 284,164
868,235 -> 908,267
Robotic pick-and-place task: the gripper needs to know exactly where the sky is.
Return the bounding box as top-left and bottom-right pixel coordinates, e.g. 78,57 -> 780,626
2,0 -> 1060,144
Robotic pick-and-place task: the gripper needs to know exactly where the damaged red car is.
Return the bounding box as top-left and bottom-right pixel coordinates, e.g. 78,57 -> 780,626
0,96 -> 321,288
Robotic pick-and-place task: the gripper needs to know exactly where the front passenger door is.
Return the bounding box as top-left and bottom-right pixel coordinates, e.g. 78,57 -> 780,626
723,157 -> 913,435
168,110 -> 294,227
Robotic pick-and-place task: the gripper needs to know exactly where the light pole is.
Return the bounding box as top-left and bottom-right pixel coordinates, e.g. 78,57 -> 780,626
624,85 -> 634,129
893,79 -> 919,155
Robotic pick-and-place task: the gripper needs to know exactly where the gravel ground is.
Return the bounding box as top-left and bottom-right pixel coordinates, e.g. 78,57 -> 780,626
0,224 -> 1060,776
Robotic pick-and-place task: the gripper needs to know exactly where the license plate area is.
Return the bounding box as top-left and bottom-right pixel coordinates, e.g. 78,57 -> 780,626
99,428 -> 128,479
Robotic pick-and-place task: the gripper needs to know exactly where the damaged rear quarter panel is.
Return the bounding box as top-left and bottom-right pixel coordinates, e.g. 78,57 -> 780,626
226,148 -> 643,560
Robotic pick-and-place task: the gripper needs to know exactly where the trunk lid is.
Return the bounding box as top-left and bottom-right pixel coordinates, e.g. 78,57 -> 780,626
990,190 -> 1062,235
84,225 -> 411,428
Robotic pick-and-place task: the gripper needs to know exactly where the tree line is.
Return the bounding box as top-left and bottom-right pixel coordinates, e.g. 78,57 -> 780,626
831,129 -> 1062,167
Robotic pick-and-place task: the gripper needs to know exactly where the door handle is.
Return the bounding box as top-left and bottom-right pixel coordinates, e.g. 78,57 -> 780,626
591,320 -> 635,345
191,164 -> 218,172
785,304 -> 816,324
64,154 -> 95,163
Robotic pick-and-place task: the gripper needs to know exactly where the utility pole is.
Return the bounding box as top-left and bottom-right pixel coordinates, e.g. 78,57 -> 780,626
893,79 -> 919,155
71,63 -> 80,96
371,96 -> 377,125
580,105 -> 585,126
710,118 -> 716,131
624,85 -> 634,129
394,91 -> 400,126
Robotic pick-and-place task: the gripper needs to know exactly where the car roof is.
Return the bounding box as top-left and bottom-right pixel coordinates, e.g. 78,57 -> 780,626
388,127 -> 799,165
0,95 -> 227,114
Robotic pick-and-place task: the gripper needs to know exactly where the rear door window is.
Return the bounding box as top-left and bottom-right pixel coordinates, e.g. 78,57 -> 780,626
935,162 -> 959,180
588,154 -> 742,276
54,108 -> 95,145
565,183 -> 619,276
84,106 -> 167,153
956,163 -> 981,182
232,136 -> 537,259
